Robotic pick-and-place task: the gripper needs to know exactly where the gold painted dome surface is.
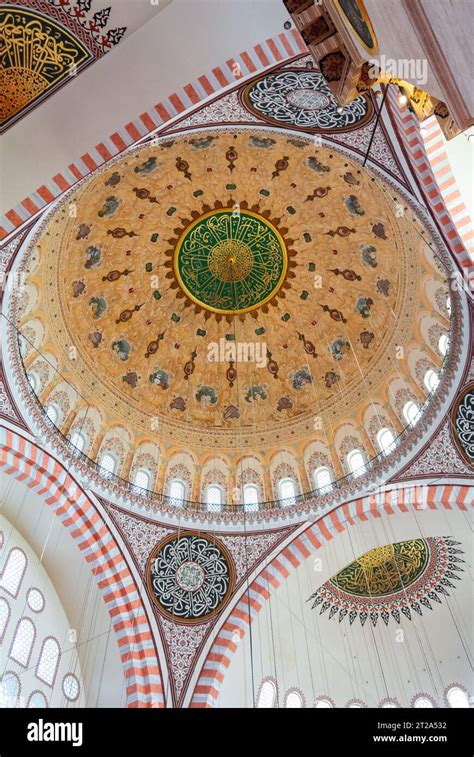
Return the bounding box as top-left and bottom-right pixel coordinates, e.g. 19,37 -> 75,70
23,128 -> 447,452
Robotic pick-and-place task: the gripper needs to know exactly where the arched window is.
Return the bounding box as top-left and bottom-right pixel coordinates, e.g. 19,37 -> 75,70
278,477 -> 296,506
10,617 -> 35,667
243,484 -> 259,512
313,466 -> 332,492
45,404 -> 58,425
28,691 -> 48,708
286,690 -> 303,708
69,432 -> 85,453
347,449 -> 365,477
315,697 -> 334,708
403,400 -> 419,426
438,334 -> 449,356
413,696 -> 434,708
206,484 -> 223,513
36,637 -> 61,687
381,700 -> 398,708
132,467 -> 151,491
0,547 -> 27,597
424,369 -> 439,393
257,679 -> 277,708
0,672 -> 20,708
0,598 -> 10,641
99,452 -> 117,475
376,427 -> 396,455
169,479 -> 185,505
62,673 -> 80,702
446,686 -> 469,708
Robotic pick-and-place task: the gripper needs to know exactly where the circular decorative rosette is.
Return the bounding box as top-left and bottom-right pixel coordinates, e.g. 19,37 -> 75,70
174,209 -> 288,314
307,537 -> 465,626
452,384 -> 474,467
241,69 -> 373,133
147,532 -> 234,622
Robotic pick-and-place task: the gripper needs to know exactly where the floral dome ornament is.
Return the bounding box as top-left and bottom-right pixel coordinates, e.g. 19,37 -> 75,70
307,537 -> 465,627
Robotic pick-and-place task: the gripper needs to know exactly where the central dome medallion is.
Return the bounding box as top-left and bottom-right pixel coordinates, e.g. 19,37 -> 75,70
174,208 -> 288,314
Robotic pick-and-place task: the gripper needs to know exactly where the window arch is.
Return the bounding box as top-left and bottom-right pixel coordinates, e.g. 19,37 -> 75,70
446,686 -> 469,708
380,699 -> 399,708
169,478 -> 186,505
206,484 -> 223,513
413,696 -> 434,708
285,690 -> 304,708
28,691 -> 48,708
243,483 -> 259,512
0,672 -> 20,708
278,477 -> 296,506
45,404 -> 59,425
376,427 -> 396,455
69,432 -> 85,453
403,400 -> 419,426
347,449 -> 366,477
0,597 -> 10,641
313,466 -> 333,492
99,452 -> 117,475
132,467 -> 151,491
257,679 -> 277,708
424,369 -> 439,393
0,547 -> 27,597
315,697 -> 334,708
10,617 -> 36,667
36,637 -> 61,687
438,334 -> 449,356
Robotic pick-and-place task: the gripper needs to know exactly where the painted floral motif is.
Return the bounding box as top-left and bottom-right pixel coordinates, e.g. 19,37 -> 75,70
329,337 -> 351,361
361,244 -> 377,268
84,245 -> 101,268
345,195 -> 365,216
372,222 -> 387,240
290,368 -> 313,390
244,385 -> 268,403
306,156 -> 330,174
149,368 -> 170,389
355,296 -> 374,318
134,157 -> 157,175
111,338 -> 131,361
98,196 -> 120,217
88,296 -> 106,319
249,135 -> 276,148
195,385 -> 218,404
376,278 -> 390,296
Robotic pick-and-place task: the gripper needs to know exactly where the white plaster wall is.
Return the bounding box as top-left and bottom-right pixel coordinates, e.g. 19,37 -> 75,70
217,508 -> 473,707
0,472 -> 126,707
0,0 -> 288,214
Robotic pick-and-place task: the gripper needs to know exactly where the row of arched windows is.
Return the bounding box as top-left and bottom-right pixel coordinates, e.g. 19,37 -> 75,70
0,544 -> 80,706
46,400 -> 428,510
256,679 -> 470,708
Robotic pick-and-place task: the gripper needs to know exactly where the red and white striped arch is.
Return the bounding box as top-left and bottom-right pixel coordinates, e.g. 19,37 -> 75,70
0,427 -> 165,708
190,483 -> 472,707
385,86 -> 472,285
0,29 -> 305,241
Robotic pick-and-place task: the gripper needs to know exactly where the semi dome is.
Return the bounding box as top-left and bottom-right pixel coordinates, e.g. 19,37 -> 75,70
14,127 -> 458,520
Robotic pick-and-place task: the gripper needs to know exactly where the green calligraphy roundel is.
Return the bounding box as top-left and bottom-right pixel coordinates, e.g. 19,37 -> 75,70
174,209 -> 288,314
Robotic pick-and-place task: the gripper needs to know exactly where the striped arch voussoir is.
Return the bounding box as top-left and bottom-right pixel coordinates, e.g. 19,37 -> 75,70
0,428 -> 164,708
191,483 -> 472,707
